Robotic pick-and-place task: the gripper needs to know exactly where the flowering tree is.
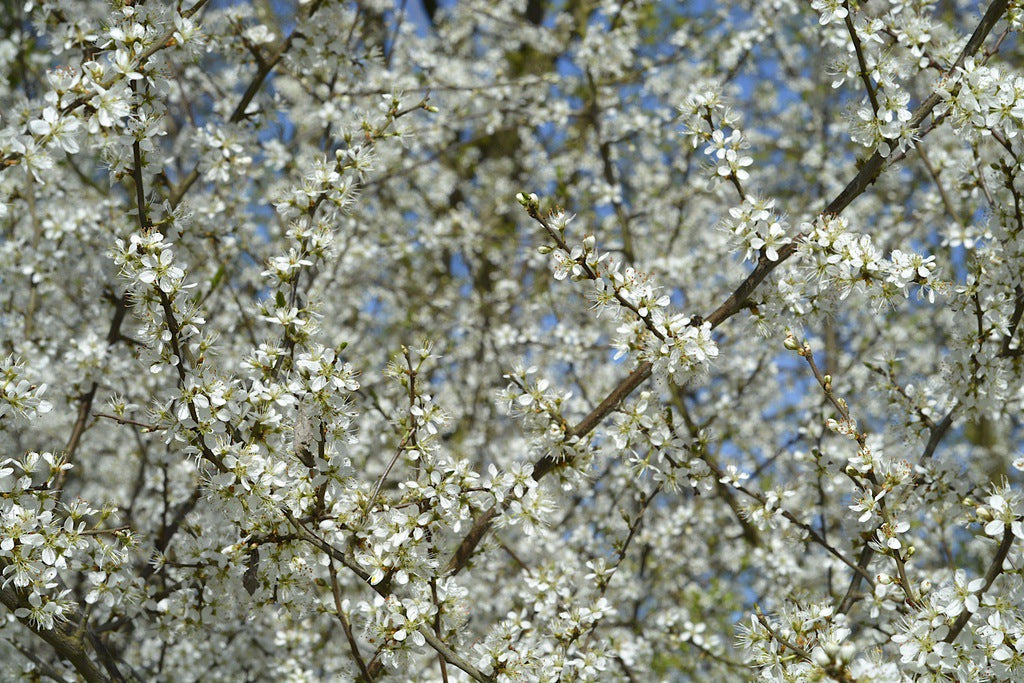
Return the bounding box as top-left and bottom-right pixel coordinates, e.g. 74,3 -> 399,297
3,0 -> 1024,680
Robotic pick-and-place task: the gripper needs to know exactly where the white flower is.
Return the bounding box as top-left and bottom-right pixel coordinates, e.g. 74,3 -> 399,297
811,0 -> 848,25
749,221 -> 790,261
53,118 -> 81,154
88,83 -> 131,131
173,13 -> 201,45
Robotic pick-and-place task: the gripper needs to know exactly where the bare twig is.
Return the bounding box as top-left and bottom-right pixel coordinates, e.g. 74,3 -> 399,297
329,562 -> 373,682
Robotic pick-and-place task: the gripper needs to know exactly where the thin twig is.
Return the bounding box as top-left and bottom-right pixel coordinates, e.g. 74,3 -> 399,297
94,413 -> 159,431
843,2 -> 880,115
329,561 -> 373,682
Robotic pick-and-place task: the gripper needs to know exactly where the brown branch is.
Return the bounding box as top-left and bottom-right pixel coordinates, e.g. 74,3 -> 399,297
229,29 -> 299,123
431,578 -> 450,683
843,2 -> 879,115
152,486 -> 203,559
667,389 -> 763,546
837,544 -> 875,614
913,140 -> 962,225
93,412 -> 158,431
329,562 -> 373,682
585,69 -> 635,261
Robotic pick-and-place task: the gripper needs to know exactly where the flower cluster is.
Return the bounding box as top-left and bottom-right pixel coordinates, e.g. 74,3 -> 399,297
521,196 -> 720,385
677,84 -> 741,149
0,356 -> 52,421
851,86 -> 915,157
814,2 -> 924,157
740,603 -> 855,681
4,0 -> 1024,681
501,364 -> 582,463
113,231 -> 189,296
1,452 -> 129,630
719,195 -> 792,262
112,230 -> 209,377
796,213 -> 940,308
677,85 -> 753,187
610,391 -> 712,491
937,57 -> 1024,141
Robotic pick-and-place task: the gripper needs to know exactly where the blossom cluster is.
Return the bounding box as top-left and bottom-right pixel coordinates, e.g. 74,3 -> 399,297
1,450 -> 131,631
937,57 -> 1024,141
3,0 -> 1024,681
719,195 -> 792,262
521,195 -> 720,385
677,84 -> 753,186
1,356 -> 53,421
794,212 -> 940,308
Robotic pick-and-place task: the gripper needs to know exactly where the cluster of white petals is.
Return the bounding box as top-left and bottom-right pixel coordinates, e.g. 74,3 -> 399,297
3,1 -> 1024,681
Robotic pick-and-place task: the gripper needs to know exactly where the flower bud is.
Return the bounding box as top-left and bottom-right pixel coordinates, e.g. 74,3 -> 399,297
516,191 -> 539,208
